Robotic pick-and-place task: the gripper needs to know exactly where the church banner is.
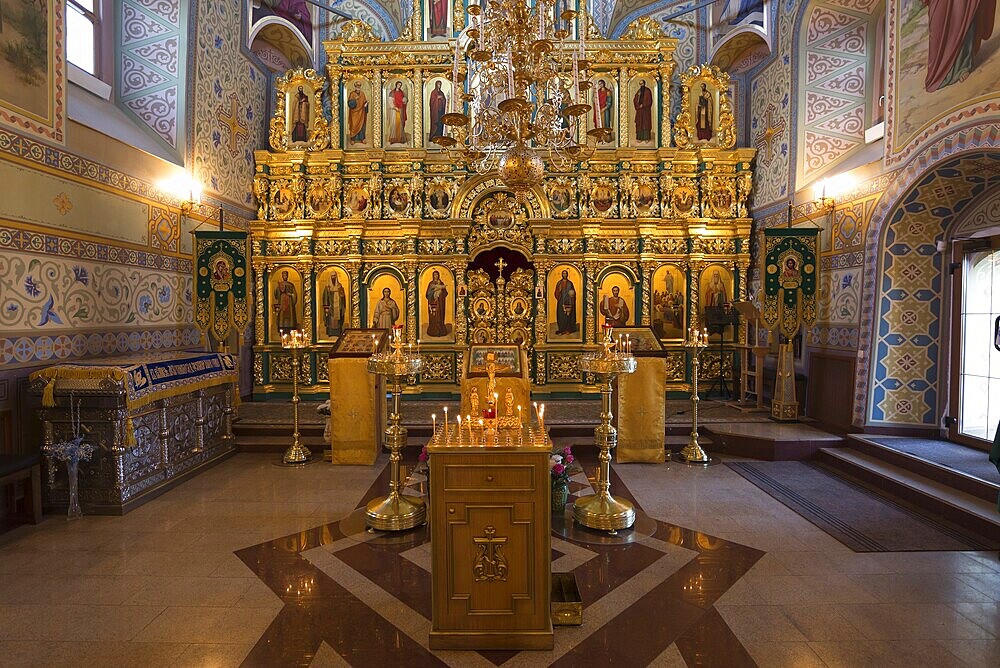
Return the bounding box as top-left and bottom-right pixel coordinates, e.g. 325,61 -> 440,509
761,228 -> 819,338
194,231 -> 250,345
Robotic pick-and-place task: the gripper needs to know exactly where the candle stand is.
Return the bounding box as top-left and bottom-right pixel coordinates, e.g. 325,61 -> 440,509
366,329 -> 425,531
574,326 -> 637,533
678,329 -> 712,464
280,330 -> 312,465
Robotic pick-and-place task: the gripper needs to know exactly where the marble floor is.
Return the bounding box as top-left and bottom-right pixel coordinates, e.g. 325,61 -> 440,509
1,451 -> 999,667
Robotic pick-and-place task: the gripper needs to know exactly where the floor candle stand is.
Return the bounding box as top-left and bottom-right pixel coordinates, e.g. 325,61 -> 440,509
365,327 -> 425,531
575,324 -> 637,533
280,329 -> 313,466
678,328 -> 712,464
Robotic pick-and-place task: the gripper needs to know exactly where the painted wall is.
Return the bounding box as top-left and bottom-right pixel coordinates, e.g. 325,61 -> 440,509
0,1 -> 269,454
744,0 -> 1000,429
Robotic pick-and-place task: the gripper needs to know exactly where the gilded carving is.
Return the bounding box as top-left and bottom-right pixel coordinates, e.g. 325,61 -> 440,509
340,19 -> 380,43
548,353 -> 582,382
665,351 -> 686,381
270,69 -> 330,152
468,193 -> 532,253
673,64 -> 735,150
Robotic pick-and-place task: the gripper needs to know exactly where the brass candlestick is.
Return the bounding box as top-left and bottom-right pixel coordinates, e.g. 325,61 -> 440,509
678,327 -> 711,464
365,327 -> 425,531
281,329 -> 311,465
575,325 -> 637,533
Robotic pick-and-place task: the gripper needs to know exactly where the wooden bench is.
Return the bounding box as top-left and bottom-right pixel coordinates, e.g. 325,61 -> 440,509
0,454 -> 43,525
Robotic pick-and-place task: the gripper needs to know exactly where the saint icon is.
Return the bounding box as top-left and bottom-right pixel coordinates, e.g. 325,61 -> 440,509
600,285 -> 630,327
388,81 -> 409,145
291,86 -> 309,143
695,83 -> 714,142
272,270 -> 299,333
347,81 -> 368,145
553,270 -> 578,335
428,81 -> 447,142
372,287 -> 400,328
633,79 -> 653,143
425,270 -> 449,337
322,272 -> 347,338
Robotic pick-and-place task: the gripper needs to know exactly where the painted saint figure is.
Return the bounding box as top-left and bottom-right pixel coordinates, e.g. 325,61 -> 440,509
347,81 -> 368,144
705,270 -> 728,307
923,0 -> 996,92
594,80 -> 613,134
695,83 -> 714,141
291,86 -> 309,143
372,287 -> 400,329
388,82 -> 408,145
429,0 -> 448,36
600,285 -> 630,327
553,270 -> 578,335
322,272 -> 347,338
633,79 -> 653,142
428,81 -> 447,142
273,270 -> 299,332
425,270 -> 449,337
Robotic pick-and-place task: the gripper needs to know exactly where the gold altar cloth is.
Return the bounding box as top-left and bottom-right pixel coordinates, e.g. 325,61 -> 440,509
328,357 -> 385,465
616,357 -> 666,463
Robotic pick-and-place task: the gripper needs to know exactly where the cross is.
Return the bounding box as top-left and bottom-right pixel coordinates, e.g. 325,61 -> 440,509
347,408 -> 360,421
217,92 -> 249,159
636,405 -> 648,420
495,257 -> 507,275
753,103 -> 785,166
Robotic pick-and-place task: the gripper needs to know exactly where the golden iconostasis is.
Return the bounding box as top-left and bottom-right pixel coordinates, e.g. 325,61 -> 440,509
251,15 -> 754,399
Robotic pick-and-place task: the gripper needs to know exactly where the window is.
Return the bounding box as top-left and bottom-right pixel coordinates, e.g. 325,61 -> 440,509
67,0 -> 99,76
952,240 -> 1000,445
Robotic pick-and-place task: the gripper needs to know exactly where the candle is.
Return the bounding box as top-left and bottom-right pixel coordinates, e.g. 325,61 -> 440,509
432,413 -> 437,438
533,401 -> 540,426
371,334 -> 377,355
467,415 -> 473,442
457,414 -> 462,443
443,406 -> 449,438
507,47 -> 515,97
451,39 -> 460,114
626,334 -> 631,355
517,405 -> 522,425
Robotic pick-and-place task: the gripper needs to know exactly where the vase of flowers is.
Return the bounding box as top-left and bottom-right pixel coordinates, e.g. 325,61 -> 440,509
417,444 -> 430,496
550,447 -> 574,512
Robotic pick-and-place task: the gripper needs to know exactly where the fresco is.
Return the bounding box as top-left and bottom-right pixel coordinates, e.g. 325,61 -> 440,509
891,0 -> 1000,159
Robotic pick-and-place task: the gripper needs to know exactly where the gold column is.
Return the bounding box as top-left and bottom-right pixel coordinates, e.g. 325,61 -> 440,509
253,259 -> 266,346
658,63 -> 673,150
413,67 -> 424,149
327,64 -> 343,149
687,260 -> 703,329
640,260 -> 655,326
373,69 -> 384,148
584,260 -> 599,343
405,260 -> 417,343
348,257 -> 362,329
618,66 -> 628,148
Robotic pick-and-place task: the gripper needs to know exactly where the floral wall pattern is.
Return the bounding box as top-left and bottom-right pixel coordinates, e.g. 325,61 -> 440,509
117,0 -> 188,153
191,0 -> 269,211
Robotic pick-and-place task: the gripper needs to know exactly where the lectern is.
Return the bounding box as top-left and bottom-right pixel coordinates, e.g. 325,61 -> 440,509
427,433 -> 553,650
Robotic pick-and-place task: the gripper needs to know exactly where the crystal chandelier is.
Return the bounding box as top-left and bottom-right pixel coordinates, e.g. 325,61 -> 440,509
434,0 -> 611,198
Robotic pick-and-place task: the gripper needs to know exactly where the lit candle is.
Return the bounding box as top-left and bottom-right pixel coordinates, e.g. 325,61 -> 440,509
443,406 -> 449,438
371,334 -> 377,355
533,401 -> 540,426
538,403 -> 545,431
457,414 -> 462,443
626,334 -> 631,355
432,413 -> 437,437
517,404 -> 522,425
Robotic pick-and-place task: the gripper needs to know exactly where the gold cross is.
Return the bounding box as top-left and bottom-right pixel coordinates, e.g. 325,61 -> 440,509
495,258 -> 507,274
216,93 -> 250,158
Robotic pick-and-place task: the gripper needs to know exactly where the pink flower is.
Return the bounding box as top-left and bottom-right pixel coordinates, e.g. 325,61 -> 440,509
552,463 -> 565,475
565,454 -> 574,464
563,447 -> 572,456
418,451 -> 427,462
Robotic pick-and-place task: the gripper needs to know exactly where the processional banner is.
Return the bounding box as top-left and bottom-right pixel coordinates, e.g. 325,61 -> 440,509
761,228 -> 819,338
194,231 -> 250,344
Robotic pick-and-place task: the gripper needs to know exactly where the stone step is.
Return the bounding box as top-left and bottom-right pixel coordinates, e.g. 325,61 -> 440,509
816,447 -> 1000,542
846,434 -> 999,504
